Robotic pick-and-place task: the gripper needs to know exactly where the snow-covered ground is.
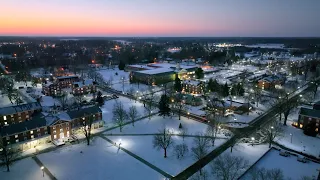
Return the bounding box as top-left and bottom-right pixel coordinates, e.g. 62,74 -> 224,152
98,69 -> 130,84
37,137 -> 165,180
0,94 -> 26,108
189,143 -> 270,179
101,96 -> 146,128
107,135 -> 227,176
187,105 -> 206,116
275,120 -> 320,158
241,149 -> 320,179
104,115 -> 231,138
0,158 -> 51,180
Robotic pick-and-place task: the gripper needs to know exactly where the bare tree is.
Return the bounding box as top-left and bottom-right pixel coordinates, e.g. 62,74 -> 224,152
112,101 -> 128,132
174,143 -> 189,160
144,90 -> 155,120
179,127 -> 188,141
173,93 -> 188,120
211,154 -> 249,180
56,92 -> 68,109
190,169 -> 210,180
153,128 -> 174,158
206,114 -> 222,146
249,167 -> 285,180
261,120 -> 283,148
12,92 -> 23,106
0,138 -> 20,172
191,133 -> 210,175
128,106 -> 139,126
74,95 -> 85,105
281,94 -> 299,126
127,87 -> 135,98
252,85 -> 262,107
81,114 -> 94,145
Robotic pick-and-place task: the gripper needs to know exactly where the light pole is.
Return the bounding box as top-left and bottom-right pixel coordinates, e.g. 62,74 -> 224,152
251,137 -> 255,146
290,133 -> 293,143
41,166 -> 44,177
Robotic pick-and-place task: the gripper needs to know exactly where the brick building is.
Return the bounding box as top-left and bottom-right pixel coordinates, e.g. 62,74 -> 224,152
72,79 -> 96,95
42,82 -> 61,96
294,107 -> 320,136
258,75 -> 286,89
182,80 -> 205,94
56,75 -> 79,88
0,102 -> 42,127
0,114 -> 49,151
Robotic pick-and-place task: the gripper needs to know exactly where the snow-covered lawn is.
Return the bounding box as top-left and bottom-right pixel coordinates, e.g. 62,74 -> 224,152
189,143 -> 270,179
0,158 -> 50,180
241,149 -> 320,179
0,94 -> 23,108
107,135 -> 227,176
275,120 -> 320,157
98,69 -> 130,84
105,115 -> 231,138
225,109 -> 264,124
37,137 -> 165,180
187,105 -> 206,116
101,96 -> 146,127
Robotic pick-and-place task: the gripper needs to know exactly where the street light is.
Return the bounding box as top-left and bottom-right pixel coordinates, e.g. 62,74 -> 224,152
251,137 -> 255,146
290,133 -> 293,143
41,166 -> 44,177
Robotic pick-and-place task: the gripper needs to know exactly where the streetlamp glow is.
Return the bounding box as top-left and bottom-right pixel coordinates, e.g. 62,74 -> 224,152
41,166 -> 44,177
271,126 -> 274,129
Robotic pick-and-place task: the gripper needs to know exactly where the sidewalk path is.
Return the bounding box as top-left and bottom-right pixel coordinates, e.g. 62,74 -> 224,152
32,156 -> 57,180
99,135 -> 173,179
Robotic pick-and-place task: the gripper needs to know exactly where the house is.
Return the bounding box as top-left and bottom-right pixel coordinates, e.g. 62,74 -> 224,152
182,80 -> 205,95
0,114 -> 49,151
56,75 -> 79,88
42,82 -> 61,96
72,79 -> 96,95
47,106 -> 103,141
294,107 -> 320,136
258,75 -> 286,89
0,102 -> 42,127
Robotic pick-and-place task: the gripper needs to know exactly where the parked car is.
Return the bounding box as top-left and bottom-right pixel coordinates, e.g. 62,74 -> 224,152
279,151 -> 290,157
112,94 -> 119,98
297,156 -> 308,163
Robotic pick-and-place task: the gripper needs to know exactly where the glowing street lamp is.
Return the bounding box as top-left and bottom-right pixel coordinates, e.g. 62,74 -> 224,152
41,166 -> 44,177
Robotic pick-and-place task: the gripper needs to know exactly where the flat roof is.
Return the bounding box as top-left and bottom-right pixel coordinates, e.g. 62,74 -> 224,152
136,68 -> 174,75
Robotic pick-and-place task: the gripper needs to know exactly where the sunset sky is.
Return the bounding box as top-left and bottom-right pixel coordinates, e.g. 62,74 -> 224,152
0,0 -> 320,37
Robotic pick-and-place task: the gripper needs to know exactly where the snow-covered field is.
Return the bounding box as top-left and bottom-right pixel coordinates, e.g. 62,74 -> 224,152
241,149 -> 320,179
101,96 -> 146,128
98,69 -> 130,84
107,135 -> 227,176
0,158 -> 51,180
104,115 -> 231,138
0,94 -> 25,108
189,143 -> 270,179
37,137 -> 165,180
275,120 -> 320,157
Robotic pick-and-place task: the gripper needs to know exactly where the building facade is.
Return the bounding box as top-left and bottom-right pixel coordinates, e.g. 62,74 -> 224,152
182,80 -> 205,94
0,102 -> 42,127
294,107 -> 320,136
56,75 -> 79,88
42,83 -> 62,96
72,80 -> 96,96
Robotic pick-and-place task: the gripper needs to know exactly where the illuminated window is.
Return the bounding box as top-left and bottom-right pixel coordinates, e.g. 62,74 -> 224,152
3,116 -> 6,120
30,131 -> 33,134
15,135 -> 18,138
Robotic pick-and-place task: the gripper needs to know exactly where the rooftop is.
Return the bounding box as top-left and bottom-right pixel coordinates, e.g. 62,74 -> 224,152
300,107 -> 320,119
0,113 -> 47,136
136,68 -> 174,75
0,102 -> 42,116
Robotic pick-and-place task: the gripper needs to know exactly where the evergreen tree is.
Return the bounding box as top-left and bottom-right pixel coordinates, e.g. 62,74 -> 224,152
238,83 -> 245,96
158,94 -> 171,117
174,74 -> 182,92
222,83 -> 229,97
195,68 -> 204,79
95,91 -> 104,106
118,61 -> 125,70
